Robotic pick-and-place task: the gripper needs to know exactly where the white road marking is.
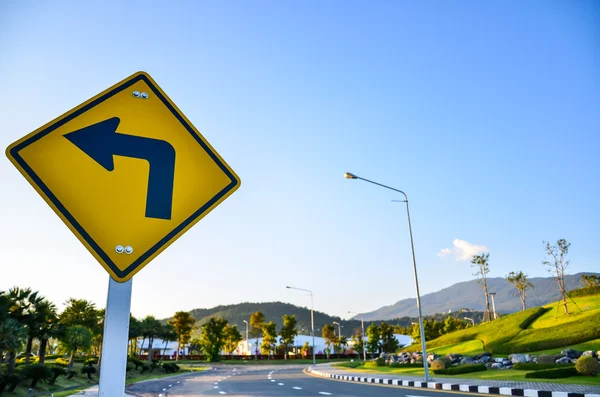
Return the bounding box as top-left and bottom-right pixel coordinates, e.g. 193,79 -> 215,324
271,379 -> 276,382
169,384 -> 172,387
293,386 -> 302,390
319,393 -> 333,396
214,386 -> 219,389
219,392 -> 227,395
177,381 -> 180,384
162,388 -> 166,391
278,383 -> 284,386
214,382 -> 219,385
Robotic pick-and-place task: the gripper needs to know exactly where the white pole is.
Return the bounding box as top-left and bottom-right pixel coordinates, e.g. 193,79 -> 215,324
99,277 -> 133,397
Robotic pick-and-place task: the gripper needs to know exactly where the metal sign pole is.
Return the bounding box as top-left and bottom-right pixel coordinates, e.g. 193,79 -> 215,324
99,276 -> 133,397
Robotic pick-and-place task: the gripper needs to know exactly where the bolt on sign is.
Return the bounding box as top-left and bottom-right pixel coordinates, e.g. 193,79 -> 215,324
6,71 -> 241,282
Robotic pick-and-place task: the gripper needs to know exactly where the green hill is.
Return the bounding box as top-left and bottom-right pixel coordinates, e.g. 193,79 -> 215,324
407,292 -> 600,356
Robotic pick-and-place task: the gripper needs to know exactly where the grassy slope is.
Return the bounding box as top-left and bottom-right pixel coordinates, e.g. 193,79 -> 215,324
334,362 -> 600,386
403,294 -> 600,356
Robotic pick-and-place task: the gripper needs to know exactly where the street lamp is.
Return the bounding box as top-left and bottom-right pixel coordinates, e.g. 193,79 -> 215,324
464,317 -> 475,326
286,285 -> 316,365
332,321 -> 342,338
489,292 -> 498,320
348,311 -> 367,361
243,320 -> 249,355
344,172 -> 431,381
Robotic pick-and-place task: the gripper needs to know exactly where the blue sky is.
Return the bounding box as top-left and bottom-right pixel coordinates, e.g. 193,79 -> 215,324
1,1 -> 598,320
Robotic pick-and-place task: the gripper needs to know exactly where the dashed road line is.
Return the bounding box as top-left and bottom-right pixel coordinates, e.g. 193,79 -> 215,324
293,387 -> 302,390
318,392 -> 333,396
219,392 -> 226,395
278,383 -> 284,385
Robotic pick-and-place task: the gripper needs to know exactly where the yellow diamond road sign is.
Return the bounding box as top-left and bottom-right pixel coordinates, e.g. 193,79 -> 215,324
6,71 -> 241,282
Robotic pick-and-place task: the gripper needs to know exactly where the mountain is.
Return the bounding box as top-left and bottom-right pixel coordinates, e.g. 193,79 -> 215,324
182,301 -> 364,339
356,272 -> 597,321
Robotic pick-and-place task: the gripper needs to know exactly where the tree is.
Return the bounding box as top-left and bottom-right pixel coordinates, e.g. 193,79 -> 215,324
7,287 -> 43,365
140,316 -> 163,364
188,338 -> 202,355
200,317 -> 228,362
0,318 -> 26,373
506,271 -> 534,311
128,315 -> 142,356
300,341 -> 310,357
279,315 -> 298,359
160,323 -> 177,360
350,331 -> 364,358
581,274 -> 600,289
249,312 -> 265,359
169,311 -> 197,361
59,298 -> 98,329
35,300 -> 61,364
471,253 -> 492,321
62,325 -> 92,372
542,239 -> 571,315
261,322 -> 277,356
223,324 -> 243,357
365,324 -> 380,355
379,322 -> 399,353
322,324 -> 337,359
443,316 -> 468,334
338,335 -> 348,354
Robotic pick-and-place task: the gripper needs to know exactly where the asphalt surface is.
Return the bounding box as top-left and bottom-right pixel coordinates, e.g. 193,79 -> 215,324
126,365 -> 477,397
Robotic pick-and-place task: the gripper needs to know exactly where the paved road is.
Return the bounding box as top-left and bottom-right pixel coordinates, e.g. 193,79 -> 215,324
126,365 -> 476,397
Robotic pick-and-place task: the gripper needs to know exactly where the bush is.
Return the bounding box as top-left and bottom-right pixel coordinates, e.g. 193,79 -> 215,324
513,363 -> 574,371
525,367 -> 578,379
440,356 -> 453,367
536,354 -> 555,365
375,357 -> 386,366
433,364 -> 487,375
141,363 -> 150,373
388,362 -> 423,368
569,286 -> 600,298
54,358 -> 69,366
519,307 -> 551,330
575,356 -> 599,376
162,363 -> 180,373
84,358 -> 98,366
48,365 -> 67,385
431,359 -> 446,370
21,364 -> 53,388
81,365 -> 97,380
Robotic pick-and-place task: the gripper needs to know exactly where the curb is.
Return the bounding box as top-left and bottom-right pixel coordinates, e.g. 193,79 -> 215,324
307,367 -> 600,397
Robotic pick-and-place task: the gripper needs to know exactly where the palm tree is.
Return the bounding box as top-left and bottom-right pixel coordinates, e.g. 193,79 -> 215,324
7,287 -> 42,365
471,253 -> 492,321
0,318 -> 27,372
35,299 -> 61,364
60,298 -> 98,329
141,316 -> 163,364
61,325 -> 92,372
128,315 -> 142,357
160,323 -> 177,361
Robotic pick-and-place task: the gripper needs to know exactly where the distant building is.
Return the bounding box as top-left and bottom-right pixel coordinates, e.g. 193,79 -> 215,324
237,334 -> 331,356
137,339 -> 189,358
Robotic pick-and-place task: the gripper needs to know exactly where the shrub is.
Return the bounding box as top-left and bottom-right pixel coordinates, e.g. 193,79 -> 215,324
81,365 -> 97,380
388,362 -> 423,368
569,286 -> 600,298
54,357 -> 69,366
48,365 -> 67,385
21,364 -> 53,388
375,357 -> 386,366
525,367 -> 578,379
536,354 -> 555,365
162,363 -> 180,373
127,356 -> 143,370
84,358 -> 98,366
364,361 -> 378,368
431,359 -> 446,370
433,364 -> 487,375
141,363 -> 150,373
575,356 -> 599,376
519,307 -> 551,330
513,363 -> 574,371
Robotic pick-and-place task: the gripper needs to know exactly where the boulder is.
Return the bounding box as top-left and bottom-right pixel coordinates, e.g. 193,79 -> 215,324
485,362 -> 495,369
481,352 -> 492,357
555,356 -> 571,365
481,356 -> 493,364
495,358 -> 504,363
570,358 -> 578,364
561,349 -> 581,359
461,357 -> 476,365
582,351 -> 598,358
509,354 -> 531,364
491,363 -> 502,369
502,359 -> 512,366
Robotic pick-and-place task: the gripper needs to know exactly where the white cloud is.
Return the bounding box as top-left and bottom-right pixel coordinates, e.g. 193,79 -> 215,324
437,239 -> 489,261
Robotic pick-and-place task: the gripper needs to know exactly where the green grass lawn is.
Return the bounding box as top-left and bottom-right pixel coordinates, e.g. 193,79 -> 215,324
333,362 -> 600,386
402,293 -> 600,356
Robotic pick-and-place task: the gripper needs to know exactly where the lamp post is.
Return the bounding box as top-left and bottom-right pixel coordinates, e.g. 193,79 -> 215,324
286,286 -> 316,365
464,317 -> 475,326
348,311 -> 367,361
243,320 -> 249,355
344,172 -> 431,381
489,293 -> 498,320
332,321 -> 342,338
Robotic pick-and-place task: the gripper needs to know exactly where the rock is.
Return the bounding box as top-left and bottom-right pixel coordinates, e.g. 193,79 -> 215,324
582,351 -> 598,358
509,354 -> 531,364
480,356 -> 492,364
495,358 -> 504,363
561,349 -> 582,359
570,358 -> 578,364
460,357 -> 475,365
491,363 -> 502,369
481,352 -> 492,357
485,362 -> 495,369
555,356 -> 571,365
501,365 -> 513,370
502,359 -> 512,366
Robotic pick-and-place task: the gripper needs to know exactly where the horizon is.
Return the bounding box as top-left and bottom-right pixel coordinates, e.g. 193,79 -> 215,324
1,1 -> 598,321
